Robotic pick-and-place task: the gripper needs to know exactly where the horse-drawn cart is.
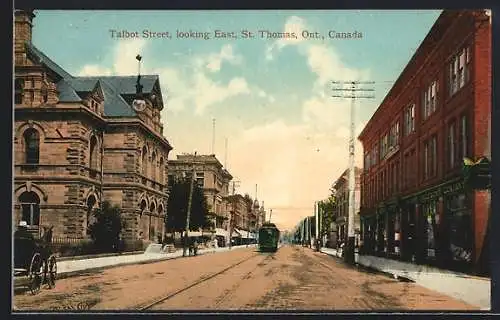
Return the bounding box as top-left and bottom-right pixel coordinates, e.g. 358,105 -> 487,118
14,224 -> 57,295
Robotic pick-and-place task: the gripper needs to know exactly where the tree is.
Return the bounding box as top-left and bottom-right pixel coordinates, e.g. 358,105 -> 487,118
319,196 -> 336,239
166,178 -> 210,234
88,201 -> 125,252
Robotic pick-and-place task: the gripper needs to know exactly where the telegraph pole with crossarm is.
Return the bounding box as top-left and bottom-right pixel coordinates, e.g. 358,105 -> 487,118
332,80 -> 375,265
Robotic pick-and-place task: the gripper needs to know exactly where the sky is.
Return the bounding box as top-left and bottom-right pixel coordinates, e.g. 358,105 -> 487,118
31,9 -> 442,232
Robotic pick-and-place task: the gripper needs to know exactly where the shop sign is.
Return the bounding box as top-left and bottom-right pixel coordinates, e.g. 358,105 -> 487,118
443,181 -> 464,195
419,189 -> 441,202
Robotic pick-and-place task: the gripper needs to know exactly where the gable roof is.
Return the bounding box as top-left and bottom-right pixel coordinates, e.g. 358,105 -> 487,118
26,42 -> 73,80
26,43 -> 162,117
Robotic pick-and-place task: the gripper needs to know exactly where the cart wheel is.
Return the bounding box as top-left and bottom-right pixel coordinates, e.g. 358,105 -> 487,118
46,255 -> 57,289
28,253 -> 43,295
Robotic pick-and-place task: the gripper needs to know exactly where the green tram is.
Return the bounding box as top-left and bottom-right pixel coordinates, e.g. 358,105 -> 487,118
258,223 -> 280,252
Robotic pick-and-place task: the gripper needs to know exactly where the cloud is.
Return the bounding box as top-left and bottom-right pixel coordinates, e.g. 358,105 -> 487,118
78,65 -> 112,76
78,41 -> 252,115
192,75 -> 250,115
77,39 -> 147,76
202,44 -> 243,73
266,16 -> 307,60
230,118 -> 363,231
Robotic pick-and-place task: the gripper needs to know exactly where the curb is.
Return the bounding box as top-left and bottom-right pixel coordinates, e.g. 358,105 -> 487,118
57,251 -> 145,262
319,249 -> 415,283
55,246 -> 253,280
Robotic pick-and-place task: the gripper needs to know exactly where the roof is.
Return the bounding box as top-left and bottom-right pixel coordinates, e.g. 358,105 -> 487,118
25,42 -> 162,117
26,43 -> 73,79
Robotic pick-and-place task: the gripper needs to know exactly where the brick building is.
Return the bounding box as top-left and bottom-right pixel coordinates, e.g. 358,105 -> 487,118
331,167 -> 361,248
358,10 -> 491,273
13,10 -> 172,250
168,154 -> 233,244
226,194 -> 260,245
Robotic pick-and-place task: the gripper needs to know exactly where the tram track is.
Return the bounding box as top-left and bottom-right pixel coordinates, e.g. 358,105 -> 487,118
134,252 -> 264,311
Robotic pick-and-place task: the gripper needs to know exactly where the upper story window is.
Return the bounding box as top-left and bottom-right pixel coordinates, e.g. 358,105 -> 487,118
41,85 -> 48,104
141,146 -> 148,176
89,135 -> 99,170
380,133 -> 389,160
448,121 -> 457,169
423,135 -> 438,180
422,80 -> 438,120
459,114 -> 469,160
24,128 -> 40,164
15,79 -> 24,104
159,157 -> 164,184
449,46 -> 471,97
151,151 -> 157,180
371,144 -> 378,166
404,103 -> 415,135
364,152 -> 370,171
389,121 -> 400,149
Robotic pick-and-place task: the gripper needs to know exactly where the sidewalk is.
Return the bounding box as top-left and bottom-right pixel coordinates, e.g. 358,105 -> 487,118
56,244 -> 257,278
320,247 -> 491,310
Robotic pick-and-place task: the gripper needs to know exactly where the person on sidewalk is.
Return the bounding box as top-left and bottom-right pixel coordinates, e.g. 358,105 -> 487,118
193,238 -> 198,256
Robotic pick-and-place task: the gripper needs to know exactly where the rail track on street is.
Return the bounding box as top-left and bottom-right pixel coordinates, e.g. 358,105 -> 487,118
134,252 -> 269,311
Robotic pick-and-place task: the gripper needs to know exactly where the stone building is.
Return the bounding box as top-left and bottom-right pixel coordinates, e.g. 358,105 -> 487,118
13,10 -> 172,250
331,167 -> 362,248
358,10 -> 491,273
168,154 -> 233,243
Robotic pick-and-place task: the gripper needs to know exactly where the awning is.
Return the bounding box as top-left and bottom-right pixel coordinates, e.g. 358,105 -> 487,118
215,228 -> 229,237
231,229 -> 242,237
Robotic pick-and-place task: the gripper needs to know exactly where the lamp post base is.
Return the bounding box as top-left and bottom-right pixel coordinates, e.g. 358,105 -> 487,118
344,236 -> 356,265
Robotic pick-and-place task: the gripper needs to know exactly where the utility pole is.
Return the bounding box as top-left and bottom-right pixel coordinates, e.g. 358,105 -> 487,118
332,80 -> 375,265
211,118 -> 216,155
224,137 -> 228,168
315,202 -> 319,249
228,179 -> 240,249
183,151 -> 197,257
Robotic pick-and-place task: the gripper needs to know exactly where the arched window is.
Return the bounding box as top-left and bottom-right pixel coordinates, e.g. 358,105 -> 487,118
149,202 -> 156,240
19,191 -> 40,226
89,135 -> 99,170
140,199 -> 147,217
159,157 -> 164,184
151,151 -> 157,181
158,204 -> 165,238
23,128 -> 40,164
15,79 -> 24,104
141,146 -> 148,176
86,195 -> 97,234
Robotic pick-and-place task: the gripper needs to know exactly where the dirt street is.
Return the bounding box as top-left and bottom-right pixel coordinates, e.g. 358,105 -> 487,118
13,245 -> 479,311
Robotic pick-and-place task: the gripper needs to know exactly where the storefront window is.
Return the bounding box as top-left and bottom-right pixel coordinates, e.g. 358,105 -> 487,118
446,194 -> 472,262
394,211 -> 401,255
422,200 -> 438,259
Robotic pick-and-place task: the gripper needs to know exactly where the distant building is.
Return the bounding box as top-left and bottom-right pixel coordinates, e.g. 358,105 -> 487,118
13,10 -> 172,250
168,154 -> 233,244
358,10 -> 491,273
226,194 -> 256,245
331,167 -> 362,247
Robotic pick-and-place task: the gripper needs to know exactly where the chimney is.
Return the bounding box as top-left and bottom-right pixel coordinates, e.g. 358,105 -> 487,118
14,9 -> 36,65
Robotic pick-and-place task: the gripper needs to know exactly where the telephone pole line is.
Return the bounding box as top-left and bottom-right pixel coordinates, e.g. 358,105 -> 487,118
228,179 -> 241,249
183,151 -> 198,257
332,80 -> 375,265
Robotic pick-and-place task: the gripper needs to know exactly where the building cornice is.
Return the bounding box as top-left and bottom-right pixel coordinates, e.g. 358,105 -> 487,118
15,105 -> 107,127
105,118 -> 173,151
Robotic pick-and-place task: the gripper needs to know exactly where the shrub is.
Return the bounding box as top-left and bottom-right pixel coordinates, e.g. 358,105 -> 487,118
87,201 -> 125,253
